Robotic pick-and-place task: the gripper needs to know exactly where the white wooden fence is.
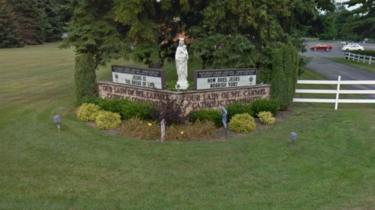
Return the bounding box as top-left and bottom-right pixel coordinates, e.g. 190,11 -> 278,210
346,52 -> 374,65
293,75 -> 375,110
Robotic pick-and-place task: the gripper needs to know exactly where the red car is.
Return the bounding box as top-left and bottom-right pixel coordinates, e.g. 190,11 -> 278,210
310,44 -> 333,52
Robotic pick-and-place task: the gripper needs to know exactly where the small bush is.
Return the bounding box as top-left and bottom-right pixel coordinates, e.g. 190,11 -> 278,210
251,99 -> 279,116
229,113 -> 256,133
258,111 -> 276,125
120,100 -> 156,120
75,53 -> 98,104
121,118 -> 160,140
95,111 -> 122,129
89,98 -> 157,120
227,102 -> 253,120
157,100 -> 185,125
76,103 -> 101,121
189,109 -> 222,127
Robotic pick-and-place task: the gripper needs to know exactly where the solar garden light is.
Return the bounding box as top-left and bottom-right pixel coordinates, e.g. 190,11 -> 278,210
53,114 -> 62,132
289,132 -> 298,145
219,106 -> 228,129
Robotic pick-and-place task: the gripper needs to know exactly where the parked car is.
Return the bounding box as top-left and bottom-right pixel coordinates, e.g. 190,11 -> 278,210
342,43 -> 364,51
310,44 -> 333,52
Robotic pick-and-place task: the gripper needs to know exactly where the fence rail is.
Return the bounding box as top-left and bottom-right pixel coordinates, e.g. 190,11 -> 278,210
345,52 -> 374,65
293,75 -> 375,110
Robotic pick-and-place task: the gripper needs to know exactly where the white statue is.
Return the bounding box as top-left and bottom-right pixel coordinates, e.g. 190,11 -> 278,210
175,38 -> 189,90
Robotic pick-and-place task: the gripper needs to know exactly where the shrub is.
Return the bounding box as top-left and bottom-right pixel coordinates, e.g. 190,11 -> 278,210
95,111 -> 122,129
76,103 -> 101,121
157,100 -> 185,125
251,99 -> 279,116
227,102 -> 253,120
258,111 -> 276,125
75,53 -> 98,104
189,109 -> 222,127
89,98 -> 157,120
229,113 -> 256,133
119,100 -> 156,120
271,43 -> 299,110
121,118 -> 160,140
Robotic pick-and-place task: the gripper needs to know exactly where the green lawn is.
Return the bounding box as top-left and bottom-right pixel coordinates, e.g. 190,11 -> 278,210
331,57 -> 375,73
1,43 -> 375,210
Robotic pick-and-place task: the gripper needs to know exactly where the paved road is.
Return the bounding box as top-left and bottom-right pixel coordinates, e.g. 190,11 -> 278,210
303,41 -> 375,99
306,57 -> 375,81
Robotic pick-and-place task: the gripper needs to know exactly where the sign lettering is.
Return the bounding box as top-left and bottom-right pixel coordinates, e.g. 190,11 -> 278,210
195,69 -> 257,90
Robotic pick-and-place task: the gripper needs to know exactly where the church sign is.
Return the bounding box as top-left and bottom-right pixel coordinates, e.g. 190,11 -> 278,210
112,65 -> 165,90
195,68 -> 257,90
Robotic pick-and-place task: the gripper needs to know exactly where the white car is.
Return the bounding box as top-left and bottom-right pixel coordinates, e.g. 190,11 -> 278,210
342,43 -> 364,51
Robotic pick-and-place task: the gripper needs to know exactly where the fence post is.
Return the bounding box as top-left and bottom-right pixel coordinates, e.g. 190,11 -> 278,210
335,75 -> 341,111
370,56 -> 372,65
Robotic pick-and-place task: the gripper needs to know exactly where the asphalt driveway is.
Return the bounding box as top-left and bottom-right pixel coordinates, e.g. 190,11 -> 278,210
303,41 -> 375,99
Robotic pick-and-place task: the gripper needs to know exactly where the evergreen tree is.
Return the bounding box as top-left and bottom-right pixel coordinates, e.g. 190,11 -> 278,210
75,53 -> 98,104
342,0 -> 375,39
271,44 -> 299,110
0,0 -> 23,48
0,0 -> 71,48
65,0 -> 332,103
8,0 -> 45,45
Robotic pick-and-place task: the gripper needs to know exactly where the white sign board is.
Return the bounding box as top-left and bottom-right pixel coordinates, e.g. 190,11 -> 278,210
112,66 -> 164,89
195,69 -> 256,90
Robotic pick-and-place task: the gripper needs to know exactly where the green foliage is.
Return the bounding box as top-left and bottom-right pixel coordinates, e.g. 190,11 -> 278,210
229,113 -> 256,133
116,100 -> 156,121
88,98 -> 156,121
258,111 -> 276,125
7,0 -> 44,45
0,0 -> 23,48
318,12 -> 337,40
271,43 -> 299,110
191,34 -> 258,69
65,0 -> 334,68
0,0 -> 69,48
95,111 -> 122,129
74,53 -> 98,104
76,103 -> 101,121
189,109 -> 222,127
227,102 -> 253,120
344,0 -> 374,39
251,99 -> 279,116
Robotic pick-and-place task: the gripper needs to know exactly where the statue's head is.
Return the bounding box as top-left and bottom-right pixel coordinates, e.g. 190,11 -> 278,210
178,38 -> 185,46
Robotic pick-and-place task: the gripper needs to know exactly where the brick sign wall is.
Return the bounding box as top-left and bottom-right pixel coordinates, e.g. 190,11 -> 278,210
98,81 -> 271,116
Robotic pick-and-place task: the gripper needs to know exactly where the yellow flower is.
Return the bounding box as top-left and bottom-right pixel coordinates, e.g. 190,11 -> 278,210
180,131 -> 184,135
148,123 -> 152,127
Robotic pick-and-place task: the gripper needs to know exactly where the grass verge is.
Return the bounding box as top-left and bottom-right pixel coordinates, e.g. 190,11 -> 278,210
330,57 -> 375,73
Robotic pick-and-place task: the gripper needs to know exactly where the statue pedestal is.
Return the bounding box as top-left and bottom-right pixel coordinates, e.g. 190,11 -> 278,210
176,80 -> 189,90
